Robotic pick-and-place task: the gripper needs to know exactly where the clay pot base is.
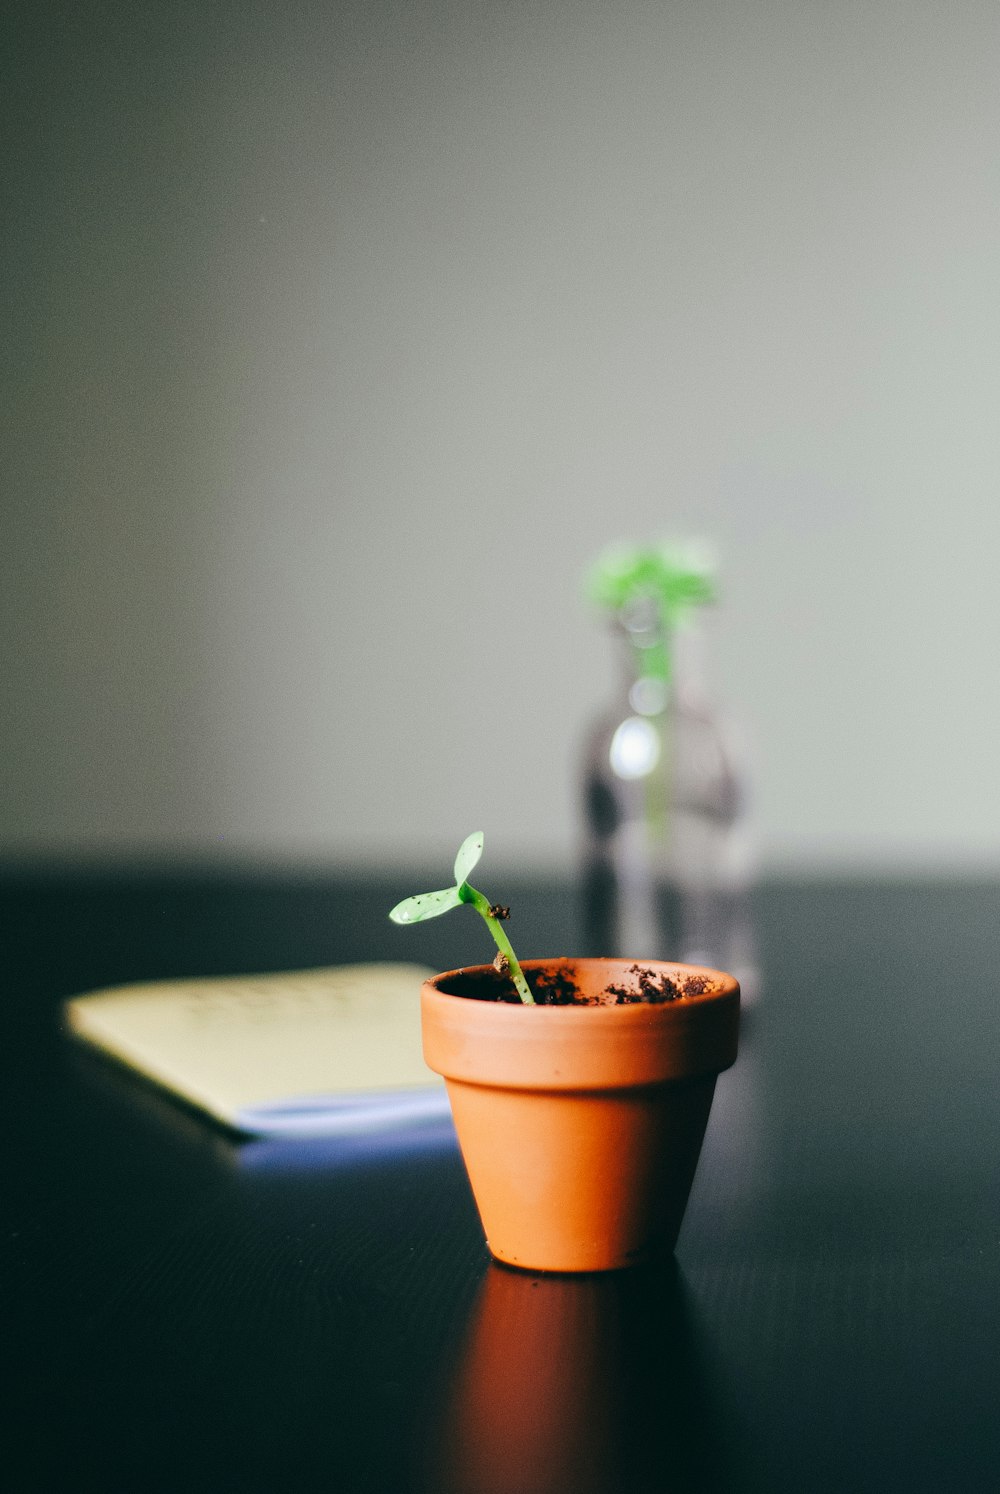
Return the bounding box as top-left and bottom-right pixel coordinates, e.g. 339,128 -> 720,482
448,1073 -> 718,1271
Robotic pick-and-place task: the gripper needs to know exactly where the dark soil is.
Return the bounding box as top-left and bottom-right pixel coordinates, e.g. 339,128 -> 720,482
438,963 -> 721,1006
602,963 -> 718,1004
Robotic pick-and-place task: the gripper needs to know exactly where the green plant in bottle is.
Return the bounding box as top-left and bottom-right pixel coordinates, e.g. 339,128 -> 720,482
587,540 -> 717,690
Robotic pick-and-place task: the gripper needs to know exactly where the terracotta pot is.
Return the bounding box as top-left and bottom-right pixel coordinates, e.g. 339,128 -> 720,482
421,956 -> 739,1272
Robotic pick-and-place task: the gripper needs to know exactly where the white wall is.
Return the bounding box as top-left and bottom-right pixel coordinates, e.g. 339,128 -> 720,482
4,0 -> 1000,873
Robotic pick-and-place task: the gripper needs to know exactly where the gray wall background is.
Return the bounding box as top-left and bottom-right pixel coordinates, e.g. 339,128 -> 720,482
4,1 -> 999,874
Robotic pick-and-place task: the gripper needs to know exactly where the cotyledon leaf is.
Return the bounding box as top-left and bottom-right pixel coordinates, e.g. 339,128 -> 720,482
452,830 -> 484,888
388,886 -> 463,924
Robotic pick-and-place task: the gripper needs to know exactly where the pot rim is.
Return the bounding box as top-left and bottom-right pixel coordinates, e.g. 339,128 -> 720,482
421,957 -> 740,1090
426,955 -> 737,1008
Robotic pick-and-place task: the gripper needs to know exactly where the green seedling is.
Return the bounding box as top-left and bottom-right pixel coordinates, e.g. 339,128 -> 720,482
389,832 -> 534,1004
587,539 -> 717,687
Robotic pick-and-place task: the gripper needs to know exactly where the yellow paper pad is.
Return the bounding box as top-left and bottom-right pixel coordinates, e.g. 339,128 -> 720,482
65,963 -> 445,1136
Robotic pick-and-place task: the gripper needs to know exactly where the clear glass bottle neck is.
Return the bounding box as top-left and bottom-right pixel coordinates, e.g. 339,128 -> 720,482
610,605 -> 711,717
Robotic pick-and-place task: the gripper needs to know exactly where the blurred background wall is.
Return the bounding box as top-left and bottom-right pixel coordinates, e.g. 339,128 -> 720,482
4,0 -> 999,875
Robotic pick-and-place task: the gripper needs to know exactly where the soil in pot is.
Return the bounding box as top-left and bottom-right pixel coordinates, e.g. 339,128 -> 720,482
437,960 -> 724,1006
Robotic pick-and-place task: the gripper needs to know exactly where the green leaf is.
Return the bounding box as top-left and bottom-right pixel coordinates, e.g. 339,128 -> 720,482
587,541 -> 717,617
453,831 -> 484,887
388,886 -> 463,924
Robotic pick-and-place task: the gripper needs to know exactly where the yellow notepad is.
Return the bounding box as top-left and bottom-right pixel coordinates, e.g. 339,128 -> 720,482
65,963 -> 446,1137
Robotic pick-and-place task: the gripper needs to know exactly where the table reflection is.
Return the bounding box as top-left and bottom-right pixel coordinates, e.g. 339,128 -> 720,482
425,1258 -> 732,1494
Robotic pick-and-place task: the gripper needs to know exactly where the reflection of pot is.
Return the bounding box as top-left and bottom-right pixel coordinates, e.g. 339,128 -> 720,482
427,1262 -> 731,1494
421,958 -> 739,1271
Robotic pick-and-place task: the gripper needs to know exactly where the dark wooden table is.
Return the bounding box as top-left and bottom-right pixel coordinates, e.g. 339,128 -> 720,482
3,866 -> 998,1492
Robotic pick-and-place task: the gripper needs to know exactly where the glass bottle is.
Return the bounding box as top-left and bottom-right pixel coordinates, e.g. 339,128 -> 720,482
581,555 -> 756,992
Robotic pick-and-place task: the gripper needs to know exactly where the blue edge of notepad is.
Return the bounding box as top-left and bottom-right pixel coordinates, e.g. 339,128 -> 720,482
234,1088 -> 457,1173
